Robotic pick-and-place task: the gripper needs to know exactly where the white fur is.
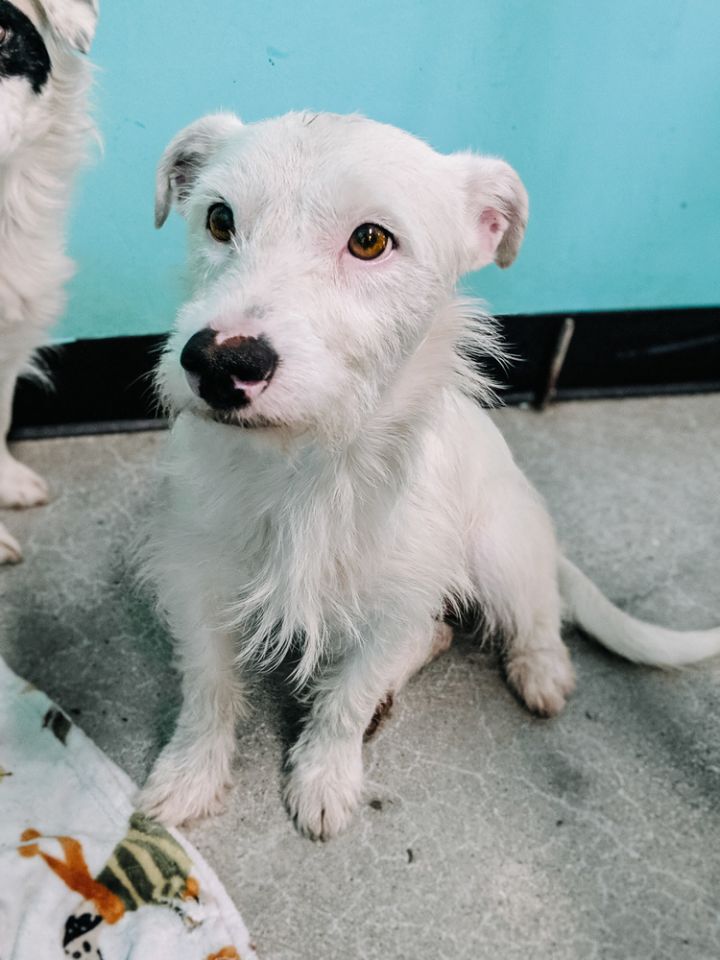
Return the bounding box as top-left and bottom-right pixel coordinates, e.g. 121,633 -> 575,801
139,111 -> 720,839
0,0 -> 97,563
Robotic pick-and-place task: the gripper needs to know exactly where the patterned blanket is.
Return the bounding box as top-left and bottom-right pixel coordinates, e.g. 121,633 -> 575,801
0,657 -> 257,959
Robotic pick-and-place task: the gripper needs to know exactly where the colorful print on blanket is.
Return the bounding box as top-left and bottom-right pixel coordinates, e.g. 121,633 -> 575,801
0,654 -> 256,960
19,813 -> 204,957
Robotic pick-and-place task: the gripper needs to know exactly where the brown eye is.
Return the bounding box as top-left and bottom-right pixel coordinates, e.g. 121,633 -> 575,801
0,27 -> 7,44
348,223 -> 393,260
207,202 -> 235,243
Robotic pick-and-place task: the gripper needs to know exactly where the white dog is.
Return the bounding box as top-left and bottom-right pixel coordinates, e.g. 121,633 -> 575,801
0,0 -> 98,563
139,111 -> 720,840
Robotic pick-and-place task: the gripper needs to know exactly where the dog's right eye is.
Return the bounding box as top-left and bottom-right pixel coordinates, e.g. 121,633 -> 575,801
0,26 -> 7,44
207,203 -> 235,243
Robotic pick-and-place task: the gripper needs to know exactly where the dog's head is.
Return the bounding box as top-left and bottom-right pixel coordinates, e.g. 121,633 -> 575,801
156,111 -> 527,440
0,0 -> 97,159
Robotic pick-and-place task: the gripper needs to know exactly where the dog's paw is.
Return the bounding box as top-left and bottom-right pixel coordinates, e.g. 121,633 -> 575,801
0,458 -> 49,508
137,746 -> 231,826
284,736 -> 363,841
506,644 -> 576,717
0,522 -> 22,564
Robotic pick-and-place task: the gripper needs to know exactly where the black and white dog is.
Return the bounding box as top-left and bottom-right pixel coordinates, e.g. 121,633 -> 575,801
0,0 -> 98,563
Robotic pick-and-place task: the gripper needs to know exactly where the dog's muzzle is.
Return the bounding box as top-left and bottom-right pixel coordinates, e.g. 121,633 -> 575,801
180,329 -> 278,411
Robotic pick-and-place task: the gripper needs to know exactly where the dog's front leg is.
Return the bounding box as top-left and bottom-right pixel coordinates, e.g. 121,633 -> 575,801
0,522 -> 22,564
0,359 -> 49,514
285,622 -> 438,841
138,592 -> 246,825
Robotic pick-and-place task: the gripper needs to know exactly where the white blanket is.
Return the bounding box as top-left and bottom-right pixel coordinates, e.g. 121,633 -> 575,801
0,656 -> 257,960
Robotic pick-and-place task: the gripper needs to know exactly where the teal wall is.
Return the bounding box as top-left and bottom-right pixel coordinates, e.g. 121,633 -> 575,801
60,0 -> 720,340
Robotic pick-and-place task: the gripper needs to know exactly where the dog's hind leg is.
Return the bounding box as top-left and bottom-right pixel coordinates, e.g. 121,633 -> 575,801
469,475 -> 575,717
137,580 -> 247,825
364,619 -> 453,740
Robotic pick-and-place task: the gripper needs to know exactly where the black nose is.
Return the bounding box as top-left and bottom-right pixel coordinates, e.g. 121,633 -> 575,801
180,328 -> 279,410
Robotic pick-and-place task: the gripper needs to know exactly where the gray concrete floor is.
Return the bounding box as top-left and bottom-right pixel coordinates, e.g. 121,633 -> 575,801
1,395 -> 719,960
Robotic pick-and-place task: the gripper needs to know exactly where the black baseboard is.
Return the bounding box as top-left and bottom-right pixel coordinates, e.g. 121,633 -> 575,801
10,308 -> 720,439
12,334 -> 168,440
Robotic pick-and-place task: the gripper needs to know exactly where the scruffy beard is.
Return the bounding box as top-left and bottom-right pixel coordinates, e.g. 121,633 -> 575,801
181,398 -> 287,431
209,407 -> 278,429
167,391 -> 314,441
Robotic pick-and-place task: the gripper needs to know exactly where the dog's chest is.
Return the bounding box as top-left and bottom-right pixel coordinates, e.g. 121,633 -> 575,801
201,452 -> 390,611
168,418 -> 464,626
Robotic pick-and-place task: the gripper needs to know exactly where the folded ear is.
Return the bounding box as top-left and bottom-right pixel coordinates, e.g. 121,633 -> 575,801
154,112 -> 244,229
450,153 -> 529,271
37,0 -> 99,54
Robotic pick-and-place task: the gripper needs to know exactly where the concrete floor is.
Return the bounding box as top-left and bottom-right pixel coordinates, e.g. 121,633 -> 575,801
1,395 -> 719,960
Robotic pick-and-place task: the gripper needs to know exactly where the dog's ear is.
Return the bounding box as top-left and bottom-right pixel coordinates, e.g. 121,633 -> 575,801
36,0 -> 99,54
155,113 -> 244,229
450,153 -> 528,271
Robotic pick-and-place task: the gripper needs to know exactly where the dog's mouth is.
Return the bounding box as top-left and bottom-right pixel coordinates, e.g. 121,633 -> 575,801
185,402 -> 279,430
180,396 -> 297,433
209,407 -> 277,429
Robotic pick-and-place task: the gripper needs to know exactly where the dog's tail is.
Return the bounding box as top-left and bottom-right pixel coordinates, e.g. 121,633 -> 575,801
558,556 -> 720,667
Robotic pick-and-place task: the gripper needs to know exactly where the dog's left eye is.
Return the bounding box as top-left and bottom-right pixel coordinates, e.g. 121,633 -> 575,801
207,203 -> 235,243
348,223 -> 394,260
0,26 -> 7,44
